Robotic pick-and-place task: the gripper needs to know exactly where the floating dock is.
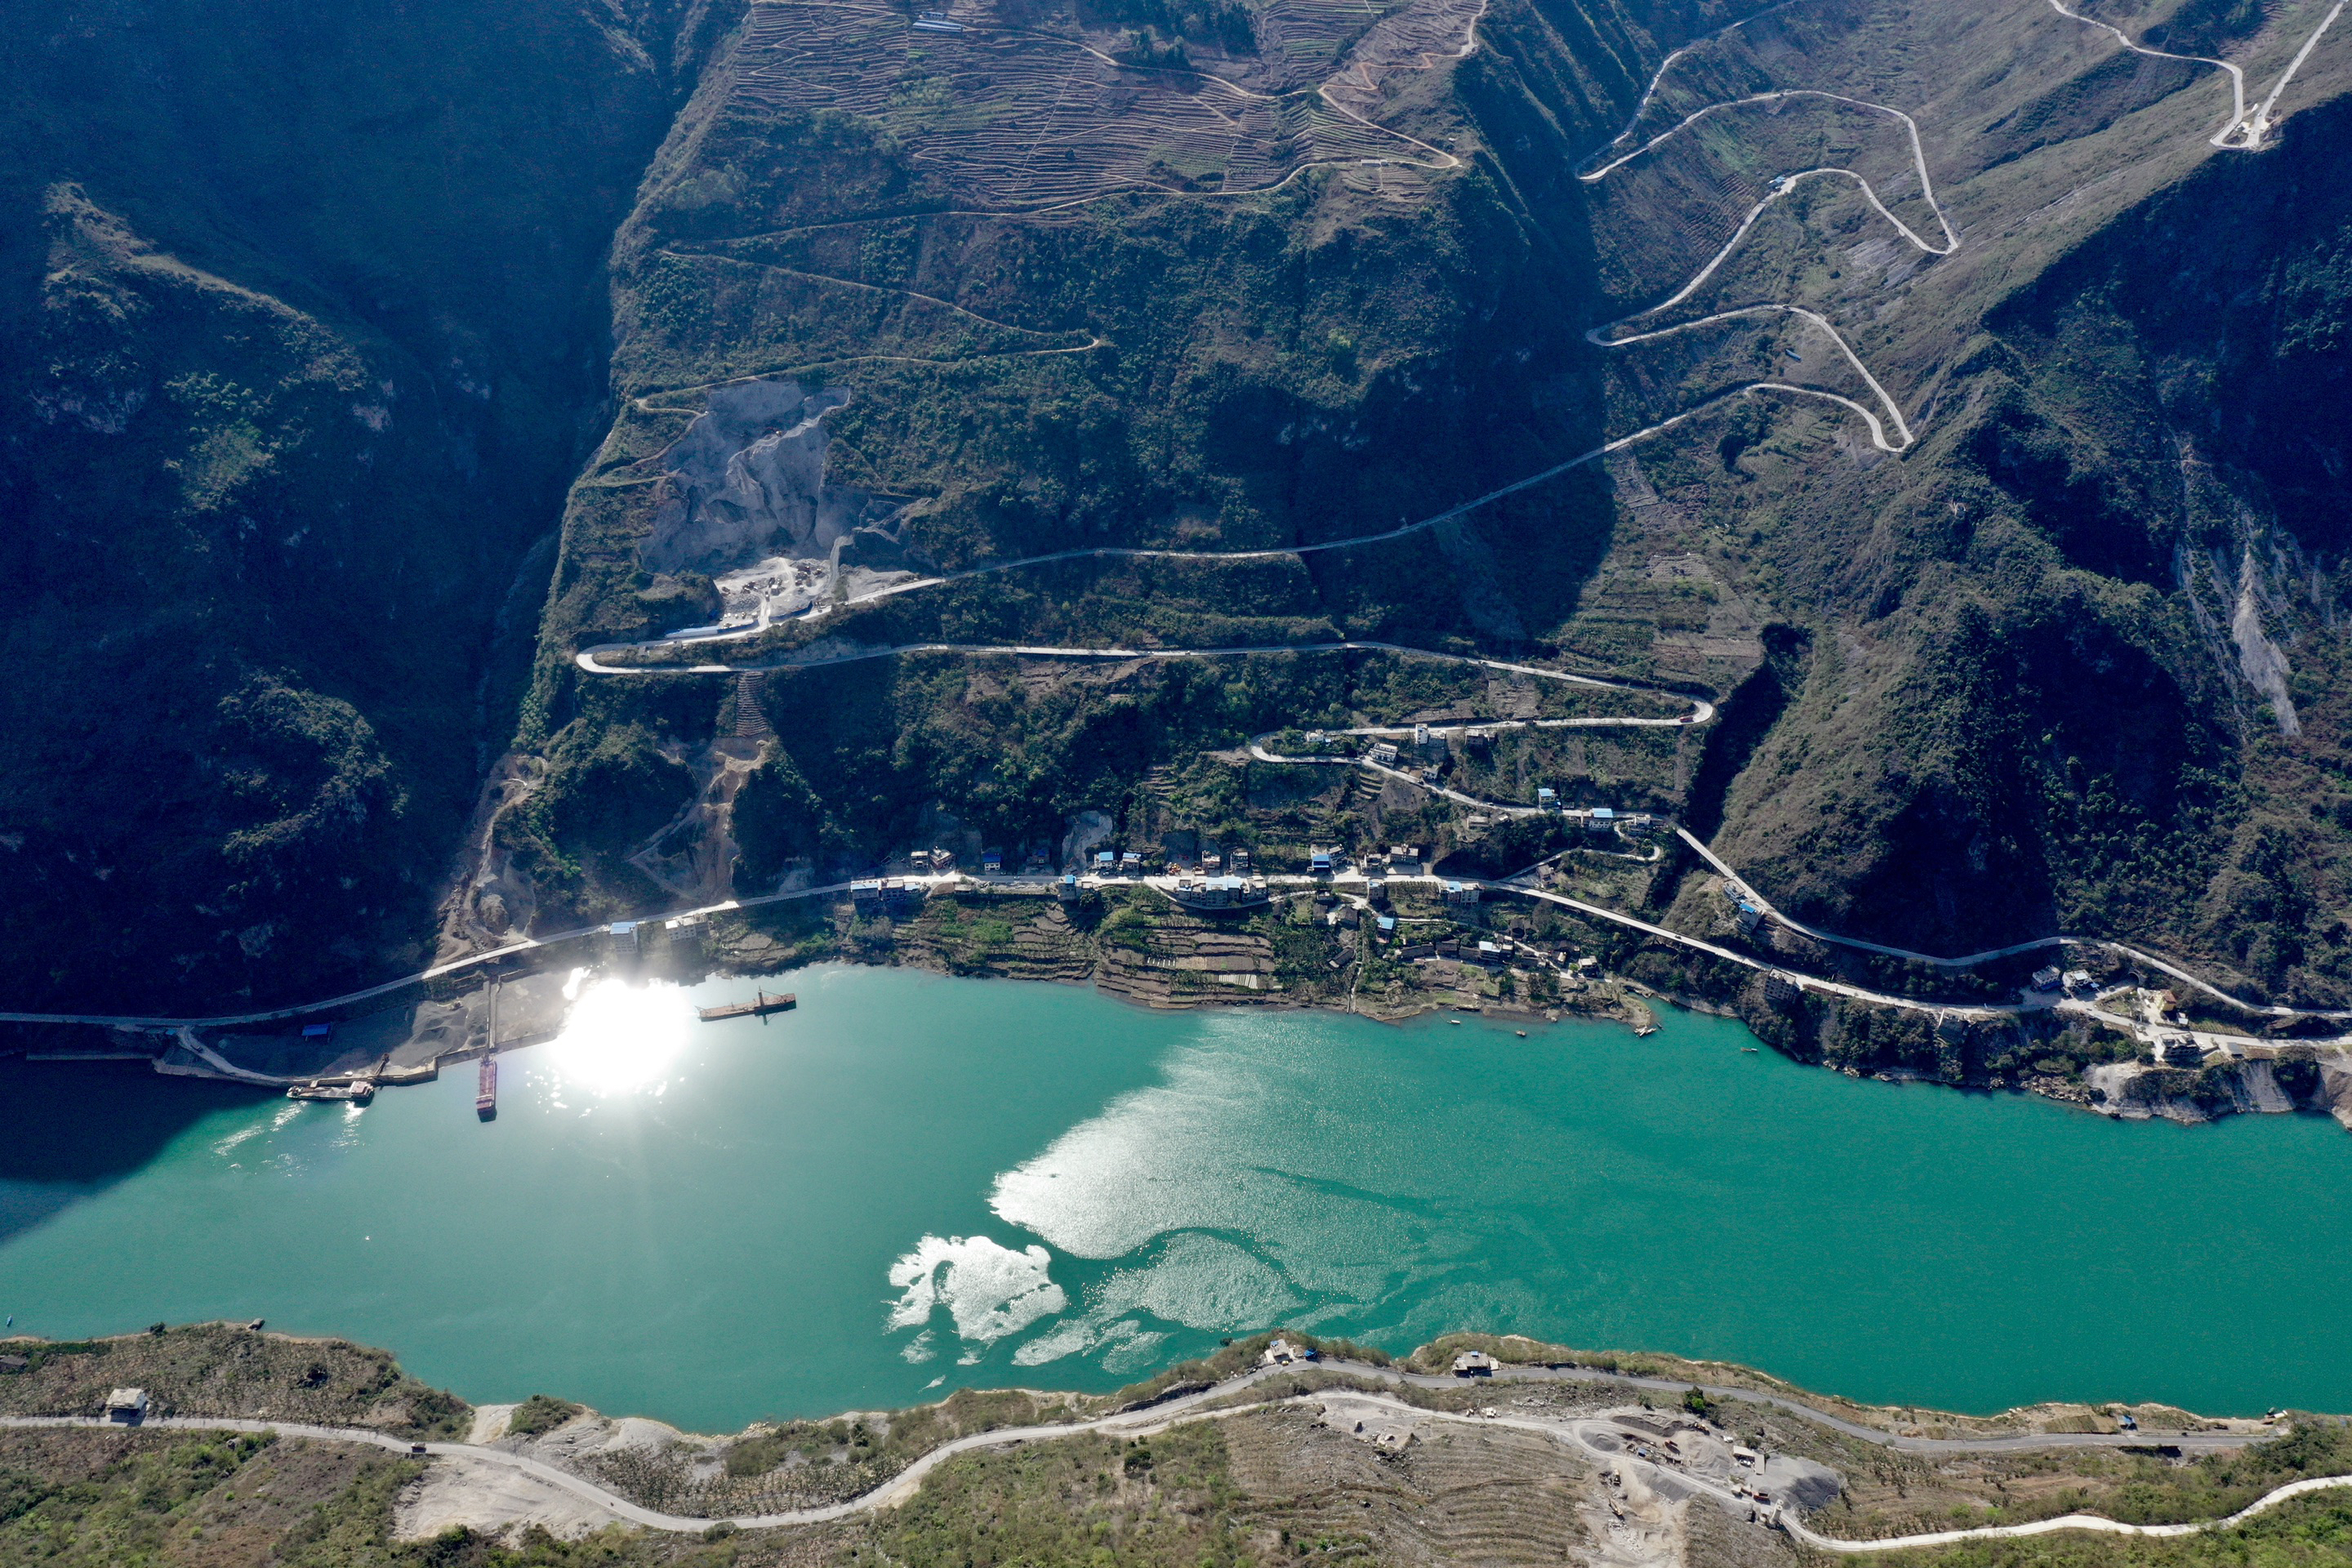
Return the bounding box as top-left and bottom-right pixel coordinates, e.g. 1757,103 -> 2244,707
476,1055 -> 497,1120
697,991 -> 796,1023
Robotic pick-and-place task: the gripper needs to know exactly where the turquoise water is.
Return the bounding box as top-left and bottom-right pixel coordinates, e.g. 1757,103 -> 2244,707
2,963 -> 2347,1432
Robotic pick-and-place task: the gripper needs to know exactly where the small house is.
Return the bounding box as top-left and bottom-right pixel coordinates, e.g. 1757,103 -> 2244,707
1413,724 -> 1431,749
1311,848 -> 1335,874
981,849 -> 1004,873
1451,1351 -> 1498,1378
301,1022 -> 333,1040
2031,966 -> 2064,991
0,1355 -> 29,1374
1376,915 -> 1396,934
1262,1337 -> 1318,1366
1094,849 -> 1117,873
1732,900 -> 1765,935
1058,873 -> 1080,902
1229,849 -> 1251,871
1536,787 -> 1557,808
1370,742 -> 1401,766
1200,851 -> 1222,873
1367,879 -> 1388,905
1443,882 -> 1480,906
106,1388 -> 149,1423
851,879 -> 884,909
1120,850 -> 1144,875
2063,969 -> 2095,991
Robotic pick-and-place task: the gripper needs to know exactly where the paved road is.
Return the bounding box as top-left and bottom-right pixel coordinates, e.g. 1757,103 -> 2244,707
2049,0 -> 2341,149
1577,0 -> 1803,171
2,1356 -> 2316,1543
1679,827 -> 2352,1025
1578,88 -> 1959,455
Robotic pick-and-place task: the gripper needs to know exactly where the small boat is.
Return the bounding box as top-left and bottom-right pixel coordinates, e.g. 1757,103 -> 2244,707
1633,1024 -> 1659,1037
1515,1031 -> 1528,1038
1742,1046 -> 1758,1054
1449,1018 -> 1463,1026
476,1054 -> 498,1120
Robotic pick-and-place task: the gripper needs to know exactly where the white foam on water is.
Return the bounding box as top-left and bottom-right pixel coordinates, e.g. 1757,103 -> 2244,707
886,1235 -> 1067,1349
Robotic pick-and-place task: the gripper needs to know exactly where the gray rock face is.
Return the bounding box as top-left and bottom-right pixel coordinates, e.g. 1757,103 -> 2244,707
641,380 -> 902,578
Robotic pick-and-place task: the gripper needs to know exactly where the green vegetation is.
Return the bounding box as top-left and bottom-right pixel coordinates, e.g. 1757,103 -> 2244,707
857,1420 -> 1267,1568
0,0 -> 697,1010
0,1427 -> 737,1567
1859,1495 -> 2352,1567
9,0 -> 2351,1138
0,1324 -> 469,1439
1816,1423 -> 2352,1558
5,1323 -> 2349,1566
498,0 -> 2352,1046
504,1396 -> 585,1439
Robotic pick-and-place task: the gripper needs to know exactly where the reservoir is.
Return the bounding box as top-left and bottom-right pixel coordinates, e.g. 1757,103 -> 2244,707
2,963 -> 2347,1432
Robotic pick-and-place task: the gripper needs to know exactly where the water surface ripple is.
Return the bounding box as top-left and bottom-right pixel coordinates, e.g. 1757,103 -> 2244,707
2,964 -> 2344,1429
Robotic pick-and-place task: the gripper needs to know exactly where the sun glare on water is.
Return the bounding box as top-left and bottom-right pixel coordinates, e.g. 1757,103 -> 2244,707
544,977 -> 694,1097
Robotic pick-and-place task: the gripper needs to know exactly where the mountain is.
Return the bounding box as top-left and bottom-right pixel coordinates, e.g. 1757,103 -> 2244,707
4,0 -> 2348,1013
0,0 -> 723,1009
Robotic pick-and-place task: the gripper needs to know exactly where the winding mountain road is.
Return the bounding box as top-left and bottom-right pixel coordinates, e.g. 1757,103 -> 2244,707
2,1356 -> 2323,1544
1678,826 -> 2352,1021
1578,88 -> 1958,453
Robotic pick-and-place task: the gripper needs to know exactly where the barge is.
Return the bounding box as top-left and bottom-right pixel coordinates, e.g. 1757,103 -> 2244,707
476,1054 -> 497,1120
286,1080 -> 373,1103
697,991 -> 796,1023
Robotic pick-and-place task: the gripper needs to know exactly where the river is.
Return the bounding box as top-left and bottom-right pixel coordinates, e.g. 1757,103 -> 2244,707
2,963 -> 2345,1432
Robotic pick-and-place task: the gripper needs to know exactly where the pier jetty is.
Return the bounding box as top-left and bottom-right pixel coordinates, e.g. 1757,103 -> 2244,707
697,991 -> 796,1023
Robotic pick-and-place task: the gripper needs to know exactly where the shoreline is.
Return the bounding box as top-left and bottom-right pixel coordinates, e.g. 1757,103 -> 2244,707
16,875 -> 2345,1138
2,1324 -> 2342,1550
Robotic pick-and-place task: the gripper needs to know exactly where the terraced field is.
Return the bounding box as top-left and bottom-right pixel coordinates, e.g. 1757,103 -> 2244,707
732,0 -> 1453,209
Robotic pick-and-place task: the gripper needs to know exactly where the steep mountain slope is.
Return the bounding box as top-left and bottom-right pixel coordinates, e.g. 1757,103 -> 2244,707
488,0 -> 2352,1010
5,0 -> 2344,1020
0,0 -> 723,1009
